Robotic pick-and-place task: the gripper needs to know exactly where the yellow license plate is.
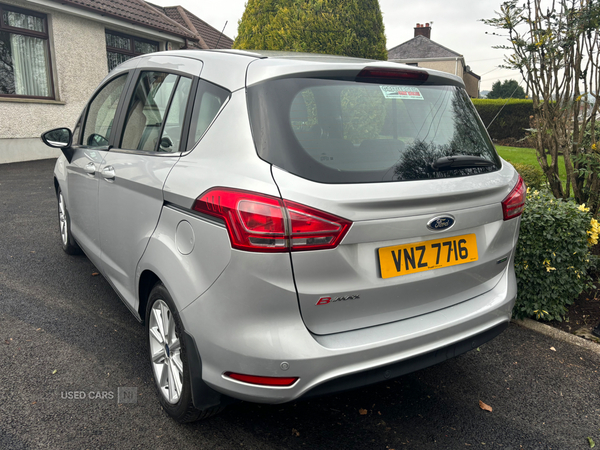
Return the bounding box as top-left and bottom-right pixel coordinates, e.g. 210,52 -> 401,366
378,233 -> 478,279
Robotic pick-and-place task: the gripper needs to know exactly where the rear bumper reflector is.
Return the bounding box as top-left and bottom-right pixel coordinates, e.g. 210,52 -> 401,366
224,372 -> 299,387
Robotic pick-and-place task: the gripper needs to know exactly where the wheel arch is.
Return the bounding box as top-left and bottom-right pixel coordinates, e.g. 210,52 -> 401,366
138,270 -> 161,324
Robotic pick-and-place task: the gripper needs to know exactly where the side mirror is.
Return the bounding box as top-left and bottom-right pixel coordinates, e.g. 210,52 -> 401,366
41,128 -> 72,149
41,128 -> 75,162
86,133 -> 109,147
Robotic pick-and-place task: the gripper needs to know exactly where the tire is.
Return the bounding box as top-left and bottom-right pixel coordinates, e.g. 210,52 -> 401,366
146,283 -> 223,422
57,188 -> 82,255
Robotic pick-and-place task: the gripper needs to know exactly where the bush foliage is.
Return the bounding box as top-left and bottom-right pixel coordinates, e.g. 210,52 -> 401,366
233,0 -> 387,60
513,189 -> 596,321
511,163 -> 545,190
472,99 -> 533,141
579,119 -> 600,150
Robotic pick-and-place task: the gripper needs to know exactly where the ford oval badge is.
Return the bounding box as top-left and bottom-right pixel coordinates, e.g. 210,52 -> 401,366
427,215 -> 455,232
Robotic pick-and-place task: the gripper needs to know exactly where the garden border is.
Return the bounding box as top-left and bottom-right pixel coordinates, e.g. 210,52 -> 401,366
512,318 -> 600,355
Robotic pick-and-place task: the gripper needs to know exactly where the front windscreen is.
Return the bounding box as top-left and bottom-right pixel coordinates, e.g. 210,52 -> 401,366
247,77 -> 500,183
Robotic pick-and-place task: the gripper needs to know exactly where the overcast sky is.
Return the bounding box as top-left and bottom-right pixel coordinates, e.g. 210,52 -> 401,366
150,0 -> 522,91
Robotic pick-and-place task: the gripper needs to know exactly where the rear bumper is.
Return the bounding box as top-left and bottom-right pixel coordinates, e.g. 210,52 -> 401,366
301,321 -> 508,400
180,253 -> 517,405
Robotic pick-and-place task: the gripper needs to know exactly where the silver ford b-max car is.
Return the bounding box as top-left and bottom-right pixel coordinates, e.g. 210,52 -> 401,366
43,50 -> 525,422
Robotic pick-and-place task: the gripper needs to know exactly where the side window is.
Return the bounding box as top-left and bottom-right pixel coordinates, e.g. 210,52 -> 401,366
82,75 -> 127,148
159,77 -> 192,153
120,71 -> 178,152
187,80 -> 230,151
0,4 -> 54,99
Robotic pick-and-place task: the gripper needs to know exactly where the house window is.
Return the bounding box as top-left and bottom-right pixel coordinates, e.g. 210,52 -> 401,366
0,3 -> 53,99
105,30 -> 158,71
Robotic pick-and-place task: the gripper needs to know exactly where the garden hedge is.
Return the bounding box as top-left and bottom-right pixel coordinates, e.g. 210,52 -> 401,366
511,163 -> 545,190
472,99 -> 533,141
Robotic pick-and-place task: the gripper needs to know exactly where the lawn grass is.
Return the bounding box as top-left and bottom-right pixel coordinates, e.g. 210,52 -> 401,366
496,145 -> 568,186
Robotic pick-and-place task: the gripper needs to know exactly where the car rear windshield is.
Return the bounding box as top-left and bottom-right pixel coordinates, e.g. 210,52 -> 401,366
247,77 -> 501,183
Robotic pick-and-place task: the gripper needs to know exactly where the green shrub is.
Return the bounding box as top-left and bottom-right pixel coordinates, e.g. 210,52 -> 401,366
511,163 -> 546,190
513,190 -> 596,321
472,99 -> 533,141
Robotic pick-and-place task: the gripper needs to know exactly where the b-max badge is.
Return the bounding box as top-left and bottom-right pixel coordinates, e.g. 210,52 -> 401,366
316,295 -> 360,305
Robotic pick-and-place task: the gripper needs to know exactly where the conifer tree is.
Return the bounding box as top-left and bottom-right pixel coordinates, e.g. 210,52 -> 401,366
234,0 -> 387,60
486,79 -> 526,99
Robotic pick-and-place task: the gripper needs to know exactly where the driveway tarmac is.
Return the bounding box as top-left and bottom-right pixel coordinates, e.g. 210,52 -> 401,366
1,159 -> 599,449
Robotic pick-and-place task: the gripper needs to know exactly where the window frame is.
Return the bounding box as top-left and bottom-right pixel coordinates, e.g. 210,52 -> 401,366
119,70 -> 182,153
77,64 -> 223,157
79,72 -> 131,150
185,78 -> 231,152
105,29 -> 159,71
0,2 -> 55,99
106,68 -> 198,156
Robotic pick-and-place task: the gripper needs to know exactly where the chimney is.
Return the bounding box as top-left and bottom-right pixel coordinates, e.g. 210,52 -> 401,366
414,23 -> 431,39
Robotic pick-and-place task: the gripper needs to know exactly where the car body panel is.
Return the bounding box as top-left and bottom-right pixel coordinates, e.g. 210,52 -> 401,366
62,149 -> 105,262
270,164 -> 517,222
137,205 -> 233,312
97,151 -> 179,310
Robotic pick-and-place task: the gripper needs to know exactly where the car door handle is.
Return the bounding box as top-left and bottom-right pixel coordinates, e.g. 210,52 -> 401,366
84,162 -> 96,175
102,166 -> 115,180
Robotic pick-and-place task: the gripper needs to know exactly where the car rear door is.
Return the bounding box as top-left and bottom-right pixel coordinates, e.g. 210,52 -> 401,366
65,73 -> 130,263
246,69 -> 523,335
96,57 -> 201,310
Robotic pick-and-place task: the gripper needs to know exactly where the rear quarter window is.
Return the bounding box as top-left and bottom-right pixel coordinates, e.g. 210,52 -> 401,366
186,80 -> 230,151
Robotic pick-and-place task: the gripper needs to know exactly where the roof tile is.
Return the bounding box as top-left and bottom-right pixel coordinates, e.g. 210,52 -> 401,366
387,35 -> 461,60
159,5 -> 233,49
47,0 -> 197,40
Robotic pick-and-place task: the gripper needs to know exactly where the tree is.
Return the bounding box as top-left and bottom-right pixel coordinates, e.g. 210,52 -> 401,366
486,79 -> 526,99
233,0 -> 387,60
484,1 -> 600,212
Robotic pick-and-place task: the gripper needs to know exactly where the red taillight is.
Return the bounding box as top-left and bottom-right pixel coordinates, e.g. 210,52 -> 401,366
285,200 -> 351,251
356,67 -> 429,82
224,372 -> 298,387
502,176 -> 526,220
192,188 -> 351,252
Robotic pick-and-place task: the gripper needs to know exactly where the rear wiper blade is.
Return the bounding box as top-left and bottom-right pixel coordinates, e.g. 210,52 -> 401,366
431,155 -> 494,171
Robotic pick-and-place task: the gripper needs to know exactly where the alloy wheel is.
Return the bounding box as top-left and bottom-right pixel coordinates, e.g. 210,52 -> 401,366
58,192 -> 68,247
149,299 -> 183,404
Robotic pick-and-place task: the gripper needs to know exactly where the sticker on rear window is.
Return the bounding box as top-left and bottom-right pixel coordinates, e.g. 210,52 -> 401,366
379,85 -> 424,100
